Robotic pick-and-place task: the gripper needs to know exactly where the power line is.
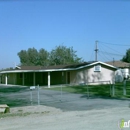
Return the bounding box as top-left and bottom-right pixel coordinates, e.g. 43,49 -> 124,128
98,42 -> 123,55
98,44 -> 115,61
97,41 -> 126,61
99,51 -> 124,57
99,41 -> 130,46
99,44 -> 123,60
90,40 -> 126,62
98,51 -> 112,62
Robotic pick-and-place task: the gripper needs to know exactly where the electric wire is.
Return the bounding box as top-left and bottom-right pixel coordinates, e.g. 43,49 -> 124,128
98,43 -> 116,61
99,51 -> 124,57
93,40 -> 127,62
98,52 -> 111,61
99,41 -> 130,46
98,42 -> 124,56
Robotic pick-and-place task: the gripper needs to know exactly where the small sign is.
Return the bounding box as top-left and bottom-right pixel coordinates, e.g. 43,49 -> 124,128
30,86 -> 36,90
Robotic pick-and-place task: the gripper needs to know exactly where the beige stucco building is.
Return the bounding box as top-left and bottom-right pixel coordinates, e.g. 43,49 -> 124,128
0,61 -> 117,87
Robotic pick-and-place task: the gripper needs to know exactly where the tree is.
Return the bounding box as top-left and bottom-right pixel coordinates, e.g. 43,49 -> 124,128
38,48 -> 49,66
18,48 -> 39,66
28,48 -> 39,65
17,45 -> 83,66
122,48 -> 130,63
49,45 -> 83,65
17,50 -> 28,65
18,48 -> 48,66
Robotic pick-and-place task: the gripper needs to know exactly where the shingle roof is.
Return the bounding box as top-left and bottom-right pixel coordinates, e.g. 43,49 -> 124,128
0,61 -> 117,74
16,61 -> 96,70
105,61 -> 130,68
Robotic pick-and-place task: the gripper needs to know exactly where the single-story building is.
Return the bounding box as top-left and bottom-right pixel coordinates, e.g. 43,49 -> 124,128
0,61 -> 117,87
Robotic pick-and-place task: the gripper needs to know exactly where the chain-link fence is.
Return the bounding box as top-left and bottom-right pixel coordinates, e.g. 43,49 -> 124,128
0,85 -> 88,107
114,80 -> 130,96
0,81 -> 129,108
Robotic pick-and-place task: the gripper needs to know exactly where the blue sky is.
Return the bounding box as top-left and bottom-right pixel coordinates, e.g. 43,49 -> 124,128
0,0 -> 130,69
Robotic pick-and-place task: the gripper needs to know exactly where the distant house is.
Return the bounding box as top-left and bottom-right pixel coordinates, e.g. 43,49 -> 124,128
106,61 -> 130,82
106,61 -> 130,68
0,61 -> 117,87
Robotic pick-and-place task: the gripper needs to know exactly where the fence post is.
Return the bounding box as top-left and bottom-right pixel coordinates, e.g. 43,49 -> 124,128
112,84 -> 115,96
37,85 -> 40,105
109,81 -> 112,96
123,80 -> 126,96
30,89 -> 33,105
30,86 -> 36,105
87,83 -> 89,99
60,85 -> 63,101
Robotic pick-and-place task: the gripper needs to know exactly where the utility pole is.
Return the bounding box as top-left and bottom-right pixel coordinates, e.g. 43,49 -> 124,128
95,40 -> 98,61
113,58 -> 115,66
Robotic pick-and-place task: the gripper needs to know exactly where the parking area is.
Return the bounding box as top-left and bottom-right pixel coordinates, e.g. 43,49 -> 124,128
0,85 -> 130,111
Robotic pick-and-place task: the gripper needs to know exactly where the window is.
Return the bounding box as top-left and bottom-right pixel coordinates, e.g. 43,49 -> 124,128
94,65 -> 101,72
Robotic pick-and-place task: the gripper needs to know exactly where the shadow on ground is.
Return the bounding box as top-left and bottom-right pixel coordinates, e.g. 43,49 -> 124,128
0,85 -> 130,111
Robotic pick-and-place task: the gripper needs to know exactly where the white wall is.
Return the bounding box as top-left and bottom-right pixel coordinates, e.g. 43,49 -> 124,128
70,65 -> 115,85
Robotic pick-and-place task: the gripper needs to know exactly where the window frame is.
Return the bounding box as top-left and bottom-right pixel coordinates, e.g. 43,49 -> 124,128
94,64 -> 101,72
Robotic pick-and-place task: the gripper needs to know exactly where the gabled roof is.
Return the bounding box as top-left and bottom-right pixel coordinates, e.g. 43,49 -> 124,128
106,61 -> 130,68
15,61 -> 96,70
0,61 -> 117,74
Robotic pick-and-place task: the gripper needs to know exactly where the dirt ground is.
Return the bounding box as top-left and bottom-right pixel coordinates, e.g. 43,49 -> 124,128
0,85 -> 130,130
0,105 -> 130,130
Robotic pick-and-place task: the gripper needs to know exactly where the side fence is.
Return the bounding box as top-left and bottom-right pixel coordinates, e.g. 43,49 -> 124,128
0,80 -> 129,107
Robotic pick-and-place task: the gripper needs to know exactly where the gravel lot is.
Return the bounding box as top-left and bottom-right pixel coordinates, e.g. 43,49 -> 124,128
0,85 -> 130,130
0,105 -> 130,130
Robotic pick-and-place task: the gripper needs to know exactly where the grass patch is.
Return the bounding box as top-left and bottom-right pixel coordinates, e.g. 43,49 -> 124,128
0,112 -> 32,118
45,86 -> 88,94
44,85 -> 111,96
44,83 -> 130,98
0,86 -> 28,93
0,111 -> 50,118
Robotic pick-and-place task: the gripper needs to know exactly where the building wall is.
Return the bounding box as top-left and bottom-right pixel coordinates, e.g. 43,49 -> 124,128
70,65 -> 115,85
8,73 -> 17,84
1,74 -> 5,84
1,73 -> 17,84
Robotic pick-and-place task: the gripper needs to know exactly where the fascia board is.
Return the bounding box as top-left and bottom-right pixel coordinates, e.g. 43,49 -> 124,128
0,61 -> 117,74
74,61 -> 117,70
0,68 -> 75,74
97,61 -> 117,69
